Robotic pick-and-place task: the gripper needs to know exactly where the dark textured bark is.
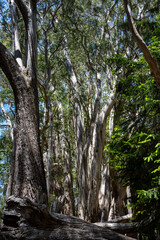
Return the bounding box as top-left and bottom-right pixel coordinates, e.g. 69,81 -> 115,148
0,0 -> 47,204
124,0 -> 160,88
0,42 -> 47,204
0,197 -> 137,240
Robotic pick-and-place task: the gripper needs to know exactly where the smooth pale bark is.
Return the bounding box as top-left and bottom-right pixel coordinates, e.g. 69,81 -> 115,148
98,107 -> 115,222
40,19 -> 53,194
64,36 -> 118,221
87,112 -> 105,222
99,163 -> 110,221
124,0 -> 160,88
64,47 -> 106,220
108,214 -> 133,223
95,213 -> 155,237
95,222 -> 138,233
87,92 -> 117,222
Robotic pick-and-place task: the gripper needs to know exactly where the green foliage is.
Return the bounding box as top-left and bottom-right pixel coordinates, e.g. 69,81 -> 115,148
105,9 -> 160,235
1,0 -> 160,233
106,30 -> 160,238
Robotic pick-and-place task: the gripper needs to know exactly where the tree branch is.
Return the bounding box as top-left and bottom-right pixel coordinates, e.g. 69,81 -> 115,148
15,0 -> 29,27
9,0 -> 23,67
100,91 -> 118,124
0,42 -> 29,92
124,0 -> 160,88
83,73 -> 102,154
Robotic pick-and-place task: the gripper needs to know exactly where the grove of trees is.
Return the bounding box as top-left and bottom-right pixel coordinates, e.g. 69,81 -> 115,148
0,0 -> 160,239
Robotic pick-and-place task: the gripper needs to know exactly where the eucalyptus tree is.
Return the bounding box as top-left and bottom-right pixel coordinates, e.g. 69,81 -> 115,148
58,0 -> 125,222
1,0 -> 159,238
0,0 -> 48,204
43,0 -> 134,222
37,0 -> 59,200
0,1 -> 128,239
34,0 -> 116,221
36,1 -> 76,215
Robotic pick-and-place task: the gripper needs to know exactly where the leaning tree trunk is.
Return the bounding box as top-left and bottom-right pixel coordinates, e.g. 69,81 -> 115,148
123,0 -> 160,88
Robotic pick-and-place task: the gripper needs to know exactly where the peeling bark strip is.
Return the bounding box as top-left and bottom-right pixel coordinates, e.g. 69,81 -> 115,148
0,196 -> 137,240
124,0 -> 160,88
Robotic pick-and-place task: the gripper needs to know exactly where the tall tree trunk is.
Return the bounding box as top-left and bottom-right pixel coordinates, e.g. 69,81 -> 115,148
0,0 -> 47,204
64,40 -> 118,221
98,107 -> 115,222
87,91 -> 117,222
63,38 -> 87,219
59,103 -> 75,216
46,106 -> 53,197
87,114 -> 106,222
0,43 -> 47,204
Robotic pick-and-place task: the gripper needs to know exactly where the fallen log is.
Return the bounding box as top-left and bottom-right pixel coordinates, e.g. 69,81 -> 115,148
108,214 -> 133,223
94,222 -> 138,234
94,214 -> 155,236
0,196 -> 136,240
